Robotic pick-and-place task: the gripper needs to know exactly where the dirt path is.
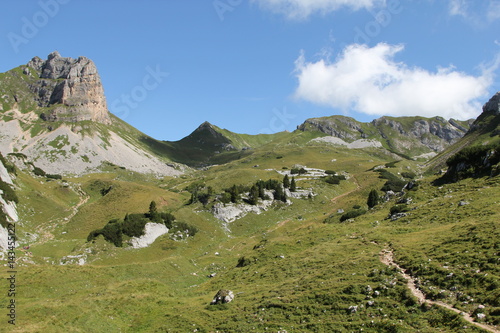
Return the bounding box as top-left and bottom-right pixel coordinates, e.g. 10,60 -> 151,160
380,248 -> 499,333
32,183 -> 89,245
330,175 -> 360,205
66,183 -> 90,221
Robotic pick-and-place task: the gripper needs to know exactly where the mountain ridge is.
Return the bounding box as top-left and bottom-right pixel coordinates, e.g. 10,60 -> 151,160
298,114 -> 473,159
0,52 -> 495,173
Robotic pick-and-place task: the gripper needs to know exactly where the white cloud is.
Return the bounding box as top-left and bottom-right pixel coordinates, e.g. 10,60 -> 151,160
251,0 -> 384,20
448,0 -> 500,23
488,1 -> 500,21
293,43 -> 497,120
448,0 -> 468,17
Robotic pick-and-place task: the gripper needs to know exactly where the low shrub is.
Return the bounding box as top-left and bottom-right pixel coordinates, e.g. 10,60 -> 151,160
33,166 -> 46,177
340,209 -> 367,222
0,180 -> 18,204
401,171 -> 416,179
390,204 -> 410,215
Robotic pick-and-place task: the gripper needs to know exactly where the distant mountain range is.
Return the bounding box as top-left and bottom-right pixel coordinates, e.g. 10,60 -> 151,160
0,52 -> 497,174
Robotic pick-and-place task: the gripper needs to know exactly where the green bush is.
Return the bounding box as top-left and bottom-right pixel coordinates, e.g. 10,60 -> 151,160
0,210 -> 8,229
390,204 -> 410,215
46,174 -> 62,180
236,256 -> 255,267
0,153 -> 16,175
324,175 -> 346,185
385,161 -> 400,168
446,143 -> 499,168
160,212 -> 176,228
172,221 -> 198,236
0,179 -> 18,204
99,219 -> 123,247
33,166 -> 46,177
219,192 -> 232,204
381,179 -> 407,192
444,143 -> 500,181
88,207 -> 179,246
291,167 -> 307,175
401,171 -> 416,179
367,189 -> 379,208
340,209 -> 367,222
122,214 -> 148,238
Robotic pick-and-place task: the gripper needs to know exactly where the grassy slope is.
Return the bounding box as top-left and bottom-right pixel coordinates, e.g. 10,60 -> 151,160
6,138 -> 499,332
425,112 -> 500,174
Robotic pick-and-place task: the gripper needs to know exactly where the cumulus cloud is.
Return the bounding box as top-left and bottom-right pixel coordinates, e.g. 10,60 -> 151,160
251,0 -> 384,20
293,43 -> 498,120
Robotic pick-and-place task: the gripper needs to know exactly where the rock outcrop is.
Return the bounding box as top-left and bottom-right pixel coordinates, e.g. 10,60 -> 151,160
0,52 -> 184,176
469,92 -> 500,134
299,115 -> 472,157
435,92 -> 500,183
27,51 -> 111,124
482,92 -> 500,115
210,289 -> 235,305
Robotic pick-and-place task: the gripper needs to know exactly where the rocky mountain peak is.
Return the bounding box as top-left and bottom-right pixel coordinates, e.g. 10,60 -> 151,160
26,52 -> 111,124
482,91 -> 500,114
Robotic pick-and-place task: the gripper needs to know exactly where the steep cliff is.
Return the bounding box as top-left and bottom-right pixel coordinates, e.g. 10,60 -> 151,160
0,52 -> 182,176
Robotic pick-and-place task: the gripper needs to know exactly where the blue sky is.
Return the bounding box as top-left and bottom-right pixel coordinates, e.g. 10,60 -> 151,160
1,0 -> 500,141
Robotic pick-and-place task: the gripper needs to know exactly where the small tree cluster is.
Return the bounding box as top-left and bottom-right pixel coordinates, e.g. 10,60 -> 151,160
291,167 -> 307,175
324,175 -> 346,185
87,201 -> 178,246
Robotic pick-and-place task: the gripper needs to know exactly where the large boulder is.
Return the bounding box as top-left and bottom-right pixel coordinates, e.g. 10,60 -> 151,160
210,289 -> 234,305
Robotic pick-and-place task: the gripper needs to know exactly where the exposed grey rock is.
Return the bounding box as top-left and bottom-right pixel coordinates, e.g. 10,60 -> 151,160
482,92 -> 500,114
27,52 -> 111,124
298,115 -> 471,156
210,289 -> 234,305
390,212 -> 408,221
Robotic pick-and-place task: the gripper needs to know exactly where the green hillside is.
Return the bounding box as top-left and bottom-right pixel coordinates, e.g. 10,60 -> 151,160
1,60 -> 499,332
3,128 -> 499,332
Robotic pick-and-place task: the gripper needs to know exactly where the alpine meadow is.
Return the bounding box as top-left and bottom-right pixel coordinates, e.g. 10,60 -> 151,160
0,50 -> 499,332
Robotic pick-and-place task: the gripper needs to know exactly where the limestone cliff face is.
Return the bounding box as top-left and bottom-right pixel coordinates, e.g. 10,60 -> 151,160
298,115 -> 473,156
27,51 -> 111,124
